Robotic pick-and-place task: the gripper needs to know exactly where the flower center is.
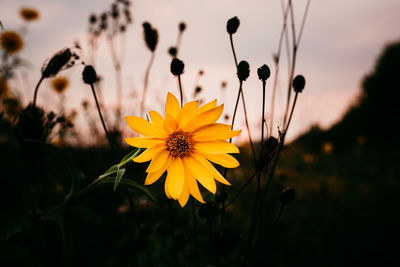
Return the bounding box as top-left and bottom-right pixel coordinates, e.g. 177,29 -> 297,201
166,130 -> 193,158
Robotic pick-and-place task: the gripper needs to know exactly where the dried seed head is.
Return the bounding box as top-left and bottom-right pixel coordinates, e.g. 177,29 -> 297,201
237,60 -> 250,81
168,46 -> 177,57
82,65 -> 98,84
170,58 -> 185,76
195,86 -> 202,94
280,187 -> 295,204
292,75 -> 305,93
257,64 -> 271,81
41,48 -> 72,78
89,14 -> 97,24
198,69 -> 204,76
259,136 -> 279,169
143,22 -> 158,52
227,16 -> 240,34
179,22 -> 186,32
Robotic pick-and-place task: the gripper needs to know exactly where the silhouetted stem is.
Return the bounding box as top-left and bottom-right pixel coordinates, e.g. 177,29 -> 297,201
140,52 -> 155,115
240,90 -> 257,161
178,74 -> 183,107
90,83 -> 114,149
229,34 -> 238,67
32,76 -> 44,107
285,92 -> 299,132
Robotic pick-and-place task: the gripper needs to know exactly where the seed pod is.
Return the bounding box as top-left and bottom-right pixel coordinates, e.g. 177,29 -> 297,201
82,65 -> 98,84
168,46 -> 177,57
179,22 -> 186,32
143,22 -> 158,52
227,16 -> 240,34
237,60 -> 250,81
292,75 -> 305,93
41,48 -> 72,78
170,58 -> 185,76
257,64 -> 271,81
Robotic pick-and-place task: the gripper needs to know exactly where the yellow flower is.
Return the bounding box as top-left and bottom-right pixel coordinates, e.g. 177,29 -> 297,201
125,93 -> 241,207
0,31 -> 24,54
51,76 -> 69,94
20,8 -> 40,22
0,76 -> 10,98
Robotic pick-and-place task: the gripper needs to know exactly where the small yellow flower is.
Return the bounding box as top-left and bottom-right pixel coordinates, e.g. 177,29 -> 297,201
51,76 -> 69,94
20,8 -> 40,22
0,76 -> 10,98
0,31 -> 24,54
125,93 -> 241,207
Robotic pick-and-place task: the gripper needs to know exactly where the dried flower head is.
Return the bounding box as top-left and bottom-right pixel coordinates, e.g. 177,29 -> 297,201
257,64 -> 271,81
237,61 -> 250,81
292,75 -> 306,93
195,86 -> 202,95
82,65 -> 98,84
170,58 -> 185,76
143,22 -> 158,52
41,48 -> 75,78
0,76 -> 10,98
124,93 -> 241,207
168,46 -> 177,57
51,76 -> 69,94
89,14 -> 97,24
0,31 -> 24,54
227,16 -> 240,35
20,8 -> 40,22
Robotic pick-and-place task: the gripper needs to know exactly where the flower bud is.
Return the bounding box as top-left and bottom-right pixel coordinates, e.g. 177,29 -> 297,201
257,64 -> 271,81
237,60 -> 250,81
292,75 -> 305,93
179,22 -> 186,32
170,58 -> 184,76
280,187 -> 295,204
143,22 -> 158,52
82,65 -> 98,84
227,16 -> 240,34
168,46 -> 177,57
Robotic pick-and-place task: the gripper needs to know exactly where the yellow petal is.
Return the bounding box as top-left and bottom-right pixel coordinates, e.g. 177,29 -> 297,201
124,137 -> 164,148
195,141 -> 239,154
146,150 -> 170,173
198,99 -> 217,114
165,158 -> 185,199
178,182 -> 190,207
165,92 -> 180,118
183,165 -> 205,203
144,157 -> 171,185
125,116 -> 164,137
149,110 -> 164,128
192,123 -> 241,141
164,180 -> 171,199
200,152 -> 240,168
177,101 -> 198,129
133,145 -> 164,163
192,154 -> 231,185
184,157 -> 216,194
184,104 -> 224,132
163,113 -> 178,133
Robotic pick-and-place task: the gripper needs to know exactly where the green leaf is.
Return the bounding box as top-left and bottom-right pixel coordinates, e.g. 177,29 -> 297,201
99,164 -> 119,179
118,148 -> 143,168
113,168 -> 126,191
96,177 -> 157,204
25,140 -> 80,200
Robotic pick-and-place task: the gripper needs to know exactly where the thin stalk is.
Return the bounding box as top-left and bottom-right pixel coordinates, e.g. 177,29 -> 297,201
261,80 -> 266,145
90,83 -> 114,149
178,75 -> 184,107
32,76 -> 44,107
140,52 -> 155,115
285,92 -> 299,132
229,34 -> 238,67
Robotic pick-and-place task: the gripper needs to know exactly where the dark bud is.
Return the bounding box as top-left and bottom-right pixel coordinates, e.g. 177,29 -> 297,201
221,81 -> 227,88
170,58 -> 184,76
257,64 -> 271,81
100,22 -> 107,30
82,65 -> 98,84
198,69 -> 204,76
143,22 -> 158,52
168,46 -> 177,57
280,187 -> 295,204
41,48 -> 72,78
195,86 -> 202,95
120,25 -> 126,32
101,13 -> 107,21
224,114 -> 229,121
292,75 -> 305,93
237,60 -> 250,81
89,14 -> 97,24
179,22 -> 186,32
227,16 -> 240,34
198,202 -> 219,219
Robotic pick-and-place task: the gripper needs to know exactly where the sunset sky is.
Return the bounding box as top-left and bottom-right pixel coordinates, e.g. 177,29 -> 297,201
1,0 -> 399,142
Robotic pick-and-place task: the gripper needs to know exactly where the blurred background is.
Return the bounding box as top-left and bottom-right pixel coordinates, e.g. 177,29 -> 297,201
0,0 -> 399,266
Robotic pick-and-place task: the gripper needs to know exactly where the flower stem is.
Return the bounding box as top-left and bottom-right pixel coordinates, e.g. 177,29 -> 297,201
90,83 -> 114,149
178,74 -> 184,107
32,76 -> 44,107
229,34 -> 238,67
